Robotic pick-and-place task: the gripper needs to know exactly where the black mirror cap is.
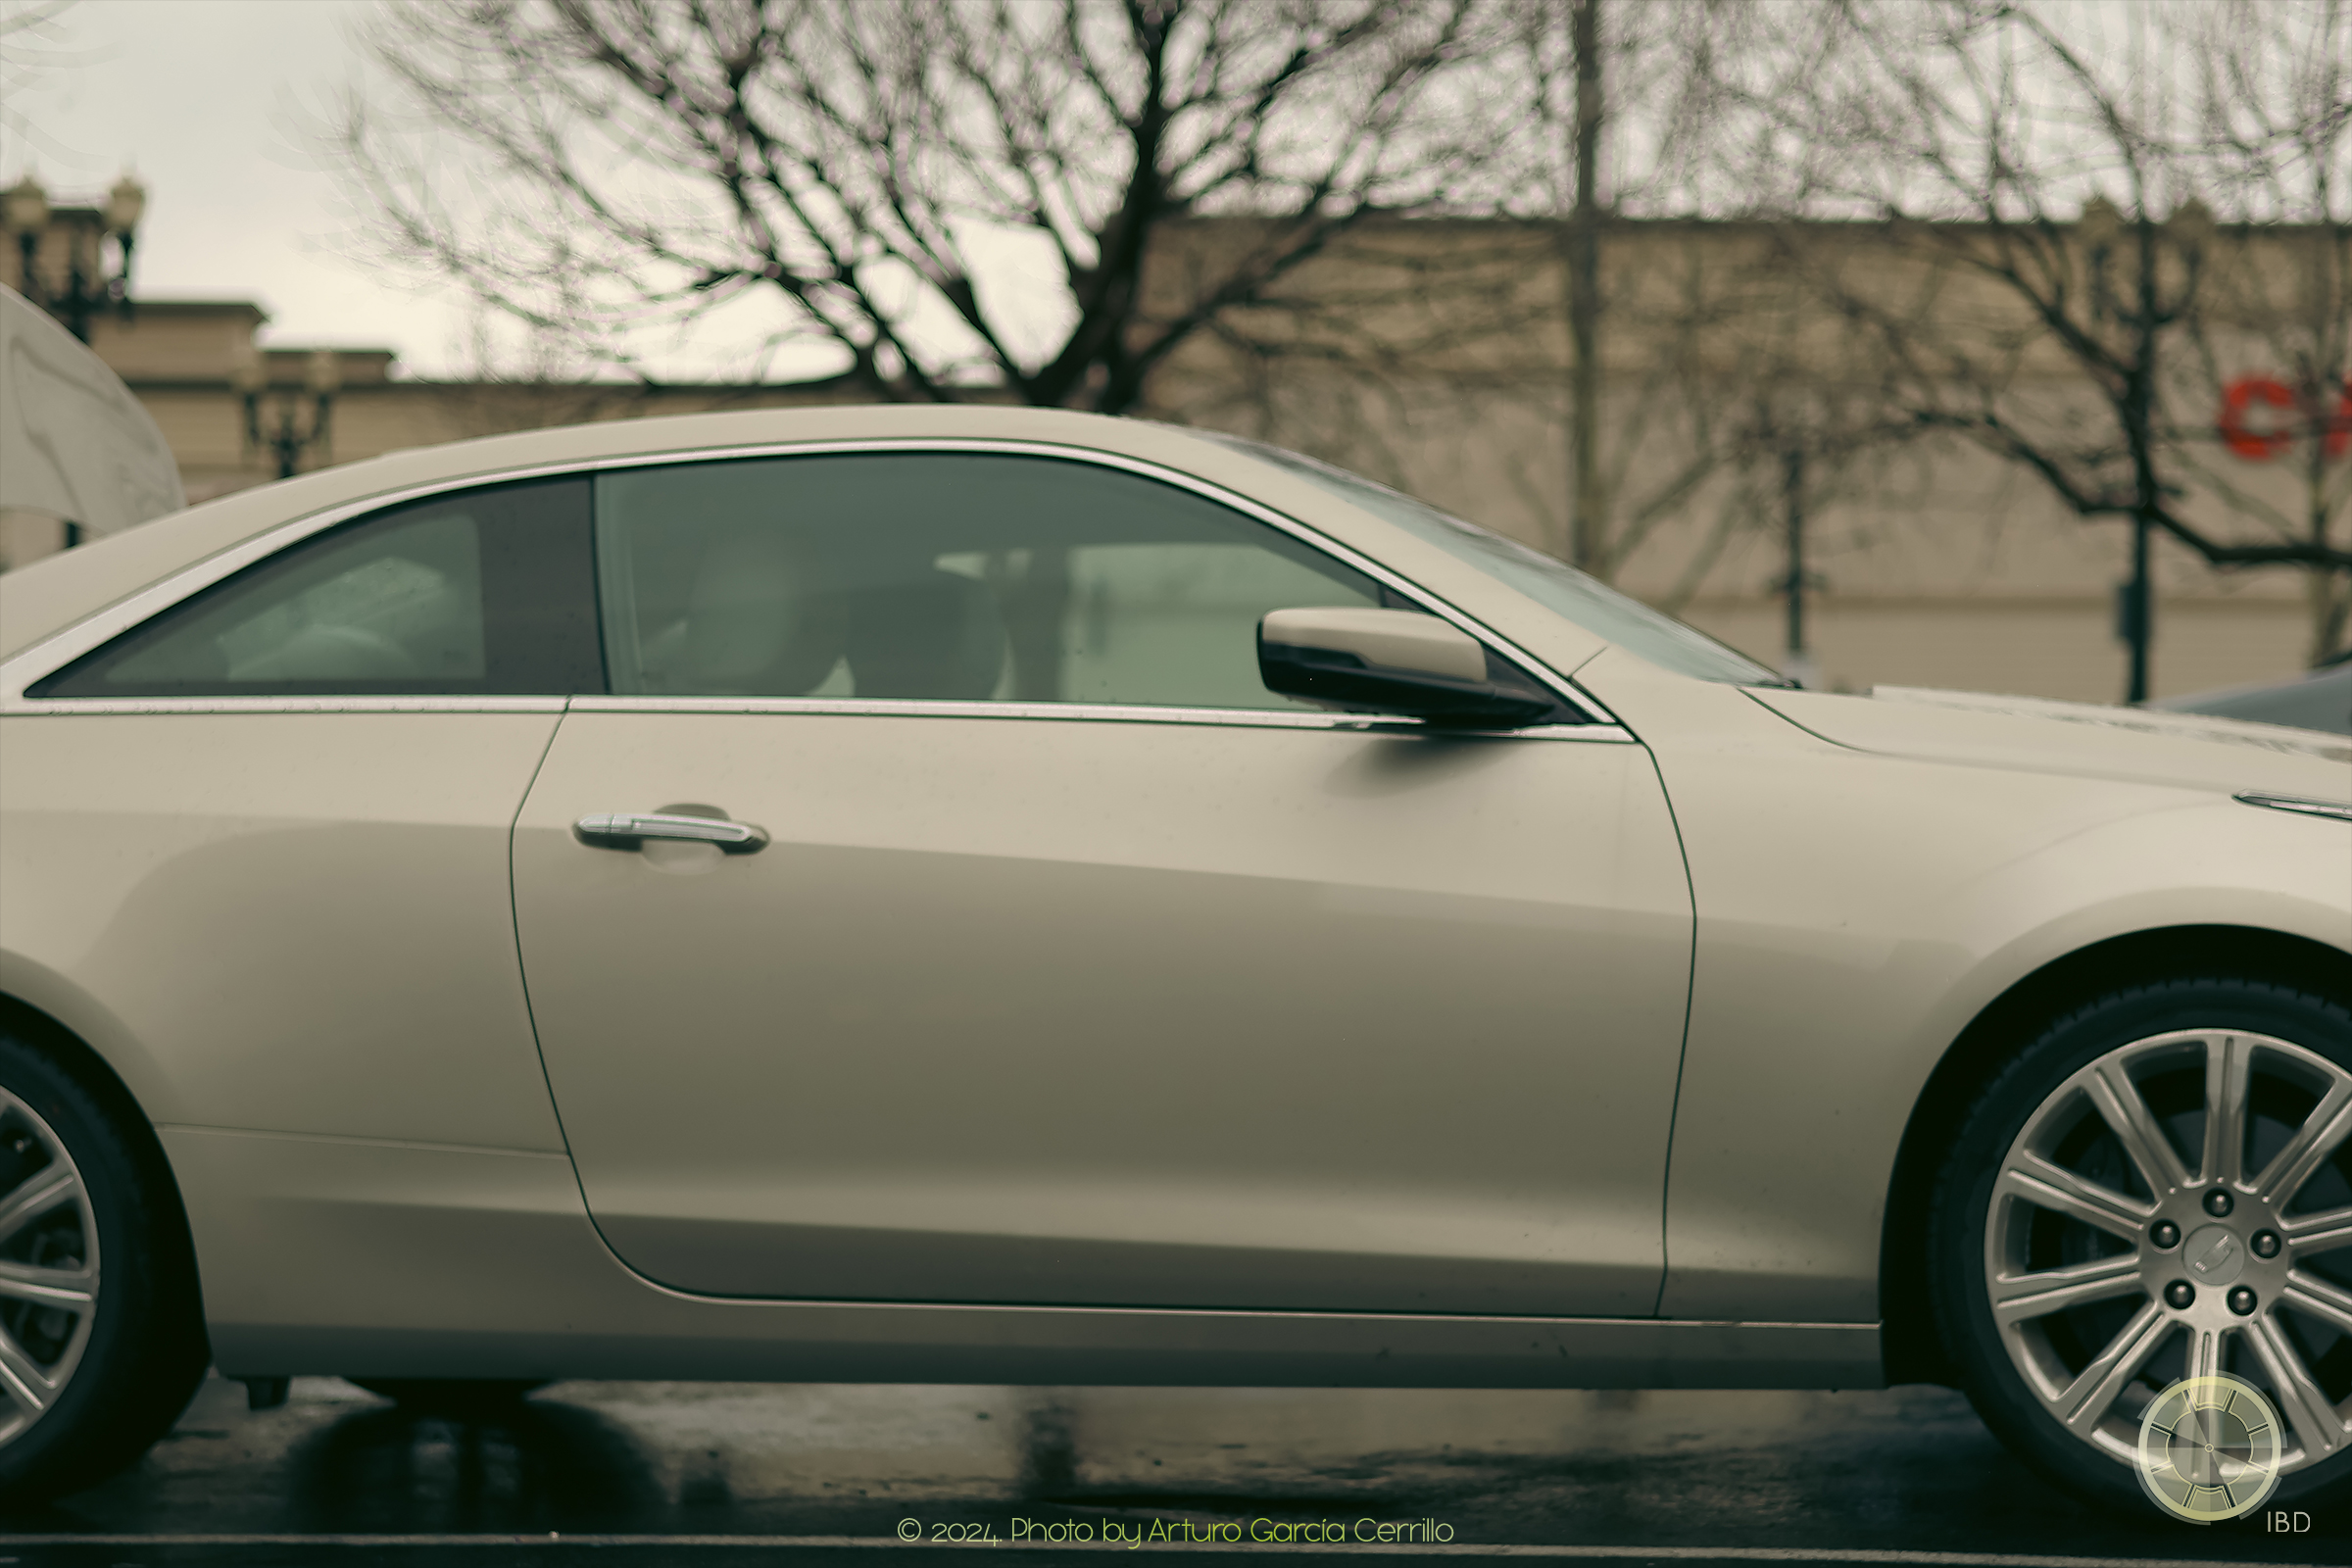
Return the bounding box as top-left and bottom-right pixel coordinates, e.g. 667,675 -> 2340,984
1259,639 -> 1562,729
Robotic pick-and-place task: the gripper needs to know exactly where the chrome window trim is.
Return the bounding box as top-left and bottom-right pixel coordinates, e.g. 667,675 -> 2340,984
567,694 -> 1634,743
0,435 -> 1624,729
0,696 -> 568,716
2233,790 -> 2352,823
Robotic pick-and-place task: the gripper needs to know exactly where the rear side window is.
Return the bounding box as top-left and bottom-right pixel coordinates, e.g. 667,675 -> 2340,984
33,476 -> 602,699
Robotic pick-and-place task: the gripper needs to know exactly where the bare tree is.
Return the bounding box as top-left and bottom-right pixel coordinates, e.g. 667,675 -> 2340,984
337,0 -> 1901,632
2174,0 -> 2352,663
333,0 -> 1531,413
1702,0 -> 2352,699
1509,0 -> 1806,580
1173,0 -> 1838,596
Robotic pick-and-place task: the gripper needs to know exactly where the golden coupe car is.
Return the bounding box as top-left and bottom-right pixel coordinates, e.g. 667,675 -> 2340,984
0,406 -> 2346,1513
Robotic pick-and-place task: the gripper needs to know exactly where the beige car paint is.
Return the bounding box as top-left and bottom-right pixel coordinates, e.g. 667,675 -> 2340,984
0,404 -> 2343,1390
169,1125 -> 1882,1389
1569,648 -> 2352,1322
511,707 -> 1691,1316
1753,684 -> 2352,794
0,710 -> 566,1149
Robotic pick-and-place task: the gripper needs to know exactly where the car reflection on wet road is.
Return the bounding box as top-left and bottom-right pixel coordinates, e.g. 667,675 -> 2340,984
1,1375 -> 2335,1565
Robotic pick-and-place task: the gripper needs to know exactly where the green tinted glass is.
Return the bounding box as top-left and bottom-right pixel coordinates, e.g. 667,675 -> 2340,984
594,453 -> 1384,710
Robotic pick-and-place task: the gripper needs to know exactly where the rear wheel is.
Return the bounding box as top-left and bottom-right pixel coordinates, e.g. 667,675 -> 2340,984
1931,978 -> 2352,1515
0,1031 -> 208,1504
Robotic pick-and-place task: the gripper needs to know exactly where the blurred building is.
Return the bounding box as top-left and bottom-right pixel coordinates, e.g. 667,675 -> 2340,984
0,296 -> 860,573
1142,217 -> 2330,707
3,214 -> 2331,707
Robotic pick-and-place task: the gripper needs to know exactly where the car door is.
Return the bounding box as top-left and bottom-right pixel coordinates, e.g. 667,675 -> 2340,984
11,477 -> 601,1150
511,447 -> 1693,1315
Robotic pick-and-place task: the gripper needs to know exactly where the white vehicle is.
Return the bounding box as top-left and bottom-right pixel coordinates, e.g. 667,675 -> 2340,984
0,282 -> 184,559
0,406 -> 2345,1512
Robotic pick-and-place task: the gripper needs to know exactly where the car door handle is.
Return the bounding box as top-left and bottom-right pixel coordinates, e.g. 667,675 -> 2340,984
572,812 -> 769,854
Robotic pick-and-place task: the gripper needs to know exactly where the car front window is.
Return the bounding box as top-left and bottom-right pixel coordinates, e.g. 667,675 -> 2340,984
1200,432 -> 1791,688
592,452 -> 1391,710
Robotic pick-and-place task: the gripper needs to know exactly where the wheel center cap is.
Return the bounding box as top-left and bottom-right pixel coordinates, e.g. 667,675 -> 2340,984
2183,1223 -> 2246,1286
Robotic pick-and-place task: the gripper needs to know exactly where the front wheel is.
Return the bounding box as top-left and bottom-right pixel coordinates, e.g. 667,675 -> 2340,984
1930,977 -> 2352,1516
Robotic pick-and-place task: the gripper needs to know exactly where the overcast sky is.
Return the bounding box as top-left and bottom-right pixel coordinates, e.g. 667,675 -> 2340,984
0,0 -> 2225,385
1,0 -> 484,375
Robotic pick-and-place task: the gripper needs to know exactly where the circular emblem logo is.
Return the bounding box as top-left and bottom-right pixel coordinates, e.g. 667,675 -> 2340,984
2182,1224 -> 2246,1286
2136,1374 -> 2283,1522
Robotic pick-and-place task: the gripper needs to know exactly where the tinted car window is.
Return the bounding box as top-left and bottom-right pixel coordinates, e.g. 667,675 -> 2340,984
594,453 -> 1388,710
34,476 -> 601,699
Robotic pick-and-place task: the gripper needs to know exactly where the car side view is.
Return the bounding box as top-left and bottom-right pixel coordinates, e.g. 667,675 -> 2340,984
0,405 -> 2346,1513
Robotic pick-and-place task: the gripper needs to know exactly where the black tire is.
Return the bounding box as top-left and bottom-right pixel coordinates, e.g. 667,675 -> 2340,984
348,1377 -> 551,1415
1929,977 -> 2352,1517
0,1029 -> 209,1508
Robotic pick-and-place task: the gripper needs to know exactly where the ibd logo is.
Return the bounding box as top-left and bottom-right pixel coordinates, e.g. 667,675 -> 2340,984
2136,1375 -> 2283,1523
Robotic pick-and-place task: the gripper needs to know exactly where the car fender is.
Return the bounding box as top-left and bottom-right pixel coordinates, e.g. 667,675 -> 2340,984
1580,654 -> 2352,1325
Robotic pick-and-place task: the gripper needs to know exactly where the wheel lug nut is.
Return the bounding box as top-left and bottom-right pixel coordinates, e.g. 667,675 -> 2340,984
2229,1286 -> 2258,1316
2165,1280 -> 2195,1309
2149,1220 -> 2180,1249
2203,1189 -> 2234,1217
2251,1230 -> 2280,1259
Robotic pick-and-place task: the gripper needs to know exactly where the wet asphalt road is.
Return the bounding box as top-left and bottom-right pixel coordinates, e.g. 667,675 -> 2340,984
0,1375 -> 2340,1568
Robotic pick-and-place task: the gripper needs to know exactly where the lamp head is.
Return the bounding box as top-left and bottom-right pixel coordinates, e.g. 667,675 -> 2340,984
104,174 -> 146,236
2,176 -> 49,236
229,347 -> 268,396
304,349 -> 342,395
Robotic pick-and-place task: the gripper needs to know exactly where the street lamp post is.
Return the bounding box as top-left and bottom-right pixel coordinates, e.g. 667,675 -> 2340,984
234,348 -> 341,480
2,174 -> 146,344
2079,194 -> 2213,706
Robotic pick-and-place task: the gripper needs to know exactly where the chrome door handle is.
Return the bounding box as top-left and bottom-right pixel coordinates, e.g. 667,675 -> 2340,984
572,812 -> 769,854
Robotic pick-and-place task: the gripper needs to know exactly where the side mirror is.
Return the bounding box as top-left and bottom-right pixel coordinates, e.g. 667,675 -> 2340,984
1258,608 -> 1558,728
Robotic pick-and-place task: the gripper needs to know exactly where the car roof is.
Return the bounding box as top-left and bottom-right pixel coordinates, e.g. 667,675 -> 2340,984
1,406 -> 1249,662
0,404 -> 1621,682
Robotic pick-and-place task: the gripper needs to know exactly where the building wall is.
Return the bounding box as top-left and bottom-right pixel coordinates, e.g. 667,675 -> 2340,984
1138,218 -> 2330,705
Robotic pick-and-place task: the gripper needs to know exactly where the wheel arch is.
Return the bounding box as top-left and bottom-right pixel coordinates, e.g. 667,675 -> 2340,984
1878,922 -> 2352,1387
0,989 -> 206,1328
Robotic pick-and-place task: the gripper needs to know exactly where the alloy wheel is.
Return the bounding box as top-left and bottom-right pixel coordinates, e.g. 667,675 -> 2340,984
1985,1027 -> 2352,1474
0,1088 -> 100,1447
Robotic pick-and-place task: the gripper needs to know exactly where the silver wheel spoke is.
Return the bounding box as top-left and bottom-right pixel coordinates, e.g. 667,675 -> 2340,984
2199,1033 -> 2252,1187
2253,1084 -> 2352,1208
2281,1270 -> 2352,1338
0,1167 -> 76,1248
0,1326 -> 57,1416
2244,1314 -> 2349,1462
1990,1253 -> 2143,1326
2086,1061 -> 2189,1197
0,1091 -> 99,1447
2186,1324 -> 2229,1381
0,1260 -> 92,1310
2003,1153 -> 2152,1241
2052,1298 -> 2171,1435
2282,1206 -> 2352,1255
